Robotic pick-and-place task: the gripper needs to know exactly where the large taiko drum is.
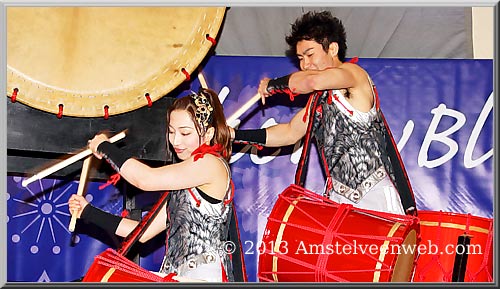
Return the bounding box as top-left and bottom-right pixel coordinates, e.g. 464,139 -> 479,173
7,7 -> 225,117
411,210 -> 493,282
258,184 -> 419,282
82,248 -> 168,282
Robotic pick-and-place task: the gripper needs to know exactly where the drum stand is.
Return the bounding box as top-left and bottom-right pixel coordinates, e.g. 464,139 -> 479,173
452,234 -> 471,282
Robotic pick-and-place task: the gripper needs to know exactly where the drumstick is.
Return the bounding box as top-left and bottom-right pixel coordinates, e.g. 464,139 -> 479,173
197,69 -> 261,127
21,130 -> 127,187
198,70 -> 208,89
226,93 -> 262,127
68,155 -> 92,232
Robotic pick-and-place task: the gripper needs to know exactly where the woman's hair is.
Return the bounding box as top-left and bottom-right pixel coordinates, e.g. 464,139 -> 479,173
285,10 -> 347,62
167,88 -> 232,161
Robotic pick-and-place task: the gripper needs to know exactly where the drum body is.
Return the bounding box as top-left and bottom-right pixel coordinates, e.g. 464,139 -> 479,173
258,184 -> 419,282
412,210 -> 493,282
82,248 -> 166,282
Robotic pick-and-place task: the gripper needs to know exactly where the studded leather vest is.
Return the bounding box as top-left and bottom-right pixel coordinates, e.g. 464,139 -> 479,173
311,89 -> 397,203
159,158 -> 234,281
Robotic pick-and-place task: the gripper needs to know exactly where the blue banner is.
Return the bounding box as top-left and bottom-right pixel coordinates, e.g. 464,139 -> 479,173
6,56 -> 493,282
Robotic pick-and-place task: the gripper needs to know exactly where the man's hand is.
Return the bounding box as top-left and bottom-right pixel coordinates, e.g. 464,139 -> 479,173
229,126 -> 235,141
258,77 -> 271,105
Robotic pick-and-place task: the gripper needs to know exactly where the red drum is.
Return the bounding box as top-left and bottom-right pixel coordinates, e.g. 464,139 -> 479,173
258,184 -> 419,282
82,248 -> 168,282
412,210 -> 493,282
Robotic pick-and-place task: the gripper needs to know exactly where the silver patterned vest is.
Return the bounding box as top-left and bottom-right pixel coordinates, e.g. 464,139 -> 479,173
311,89 -> 397,203
158,159 -> 234,281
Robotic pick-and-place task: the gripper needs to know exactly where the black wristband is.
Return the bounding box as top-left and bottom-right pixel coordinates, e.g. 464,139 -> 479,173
80,204 -> 122,235
234,129 -> 267,146
267,74 -> 291,94
97,141 -> 133,172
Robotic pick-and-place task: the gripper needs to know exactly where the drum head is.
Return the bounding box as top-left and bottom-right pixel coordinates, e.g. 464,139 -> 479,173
7,7 -> 225,117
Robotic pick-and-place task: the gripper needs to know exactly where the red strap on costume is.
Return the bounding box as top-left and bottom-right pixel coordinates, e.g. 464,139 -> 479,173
190,144 -> 234,207
191,143 -> 226,161
348,56 -> 359,63
302,92 -> 319,123
98,173 -> 121,190
285,88 -> 300,101
188,188 -> 201,207
331,90 -> 353,116
223,180 -> 235,206
221,262 -> 229,282
121,209 -> 129,217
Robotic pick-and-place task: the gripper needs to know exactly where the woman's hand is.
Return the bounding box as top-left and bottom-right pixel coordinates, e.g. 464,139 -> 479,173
88,133 -> 110,159
68,194 -> 89,219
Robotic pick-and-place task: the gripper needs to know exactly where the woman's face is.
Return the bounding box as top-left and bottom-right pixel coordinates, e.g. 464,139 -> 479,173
168,109 -> 201,160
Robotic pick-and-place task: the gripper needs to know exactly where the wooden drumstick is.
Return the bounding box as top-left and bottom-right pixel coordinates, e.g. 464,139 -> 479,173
198,70 -> 261,127
198,70 -> 208,89
21,130 -> 127,187
68,155 -> 92,232
226,93 -> 262,127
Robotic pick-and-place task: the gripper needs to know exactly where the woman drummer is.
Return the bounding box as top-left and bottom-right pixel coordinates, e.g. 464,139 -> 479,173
68,88 -> 235,282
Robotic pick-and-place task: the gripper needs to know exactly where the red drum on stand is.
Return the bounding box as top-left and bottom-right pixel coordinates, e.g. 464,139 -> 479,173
258,184 -> 419,282
412,210 -> 493,282
82,248 -> 167,282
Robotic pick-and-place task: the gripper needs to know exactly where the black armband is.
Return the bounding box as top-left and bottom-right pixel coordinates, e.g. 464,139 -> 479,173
267,74 -> 299,100
267,74 -> 292,94
80,204 -> 122,235
97,141 -> 133,172
234,129 -> 267,146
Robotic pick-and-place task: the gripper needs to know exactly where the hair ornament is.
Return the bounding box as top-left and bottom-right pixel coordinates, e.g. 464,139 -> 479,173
191,89 -> 213,131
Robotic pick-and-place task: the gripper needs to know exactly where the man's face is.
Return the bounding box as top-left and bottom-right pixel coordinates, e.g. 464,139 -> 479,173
296,39 -> 335,71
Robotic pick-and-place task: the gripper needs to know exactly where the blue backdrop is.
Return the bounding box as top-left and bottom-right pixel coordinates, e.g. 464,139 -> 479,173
6,56 -> 494,282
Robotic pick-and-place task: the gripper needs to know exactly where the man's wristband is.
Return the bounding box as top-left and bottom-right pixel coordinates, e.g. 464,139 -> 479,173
266,74 -> 292,94
96,141 -> 133,172
80,204 -> 122,235
267,74 -> 299,100
234,129 -> 267,146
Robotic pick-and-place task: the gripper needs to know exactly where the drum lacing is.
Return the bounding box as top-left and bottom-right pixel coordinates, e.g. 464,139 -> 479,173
11,88 -> 18,102
316,203 -> 351,282
417,210 -> 450,281
206,34 -> 217,46
95,248 -> 165,282
104,105 -> 109,120
463,213 -> 493,282
469,218 -> 494,281
145,93 -> 152,107
57,104 -> 64,119
181,68 -> 190,81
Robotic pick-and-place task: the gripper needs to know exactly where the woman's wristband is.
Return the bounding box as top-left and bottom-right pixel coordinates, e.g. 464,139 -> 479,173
96,141 -> 133,172
80,204 -> 122,235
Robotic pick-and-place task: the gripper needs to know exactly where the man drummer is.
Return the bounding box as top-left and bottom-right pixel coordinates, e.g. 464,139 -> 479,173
231,10 -> 417,216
